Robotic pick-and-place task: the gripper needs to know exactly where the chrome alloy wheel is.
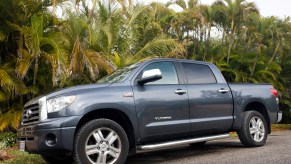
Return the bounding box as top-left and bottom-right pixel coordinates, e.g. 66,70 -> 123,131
85,128 -> 122,164
249,116 -> 265,142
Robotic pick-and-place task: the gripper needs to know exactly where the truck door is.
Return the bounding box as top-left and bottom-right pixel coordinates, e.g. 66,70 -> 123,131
132,61 -> 190,142
180,62 -> 233,134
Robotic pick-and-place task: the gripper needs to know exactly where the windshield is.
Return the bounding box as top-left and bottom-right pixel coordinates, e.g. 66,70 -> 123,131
97,62 -> 140,83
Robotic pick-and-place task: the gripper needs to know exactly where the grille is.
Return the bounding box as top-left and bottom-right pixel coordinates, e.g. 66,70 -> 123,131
22,103 -> 40,125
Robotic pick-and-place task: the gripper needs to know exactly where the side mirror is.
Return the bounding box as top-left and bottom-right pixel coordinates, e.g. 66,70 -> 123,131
137,69 -> 162,85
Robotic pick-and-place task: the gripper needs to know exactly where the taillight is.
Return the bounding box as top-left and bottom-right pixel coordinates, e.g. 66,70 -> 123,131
270,88 -> 278,97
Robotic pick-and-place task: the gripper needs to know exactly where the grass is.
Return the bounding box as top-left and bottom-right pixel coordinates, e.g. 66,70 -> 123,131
1,124 -> 290,163
271,124 -> 291,132
0,147 -> 44,164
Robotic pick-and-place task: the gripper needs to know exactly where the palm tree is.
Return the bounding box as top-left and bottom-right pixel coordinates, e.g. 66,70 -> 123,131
0,62 -> 27,131
216,0 -> 259,64
57,13 -> 116,81
125,4 -> 185,62
15,14 -> 58,85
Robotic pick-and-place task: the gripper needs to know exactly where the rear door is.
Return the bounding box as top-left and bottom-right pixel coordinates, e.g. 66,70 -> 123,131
132,61 -> 190,142
180,62 -> 233,134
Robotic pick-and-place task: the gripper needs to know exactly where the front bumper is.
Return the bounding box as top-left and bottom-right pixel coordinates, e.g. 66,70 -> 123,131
277,111 -> 282,123
17,116 -> 81,155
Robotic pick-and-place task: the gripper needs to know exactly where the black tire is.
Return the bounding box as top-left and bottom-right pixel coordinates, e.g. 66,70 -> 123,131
189,141 -> 206,147
74,119 -> 129,164
42,155 -> 73,164
237,111 -> 268,147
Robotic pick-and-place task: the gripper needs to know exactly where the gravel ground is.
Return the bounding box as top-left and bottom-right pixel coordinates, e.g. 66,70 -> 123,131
126,130 -> 291,164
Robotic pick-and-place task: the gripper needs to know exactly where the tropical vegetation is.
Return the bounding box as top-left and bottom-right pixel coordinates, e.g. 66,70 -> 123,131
0,0 -> 291,133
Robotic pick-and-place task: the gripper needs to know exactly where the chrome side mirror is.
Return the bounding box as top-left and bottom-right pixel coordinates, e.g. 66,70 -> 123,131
137,69 -> 162,85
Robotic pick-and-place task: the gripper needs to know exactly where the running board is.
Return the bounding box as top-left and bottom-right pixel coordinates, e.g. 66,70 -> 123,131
137,133 -> 230,151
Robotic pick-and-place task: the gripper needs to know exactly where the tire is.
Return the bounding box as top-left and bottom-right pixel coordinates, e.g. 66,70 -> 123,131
189,141 -> 206,147
74,119 -> 129,164
237,111 -> 268,147
42,155 -> 73,164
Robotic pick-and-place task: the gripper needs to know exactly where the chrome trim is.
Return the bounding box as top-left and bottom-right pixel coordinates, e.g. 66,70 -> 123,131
38,96 -> 47,121
174,89 -> 187,95
218,89 -> 229,93
277,111 -> 282,123
142,69 -> 161,78
137,133 -> 230,151
22,103 -> 39,125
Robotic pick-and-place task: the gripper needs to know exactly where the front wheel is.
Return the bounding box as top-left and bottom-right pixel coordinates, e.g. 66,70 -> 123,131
237,111 -> 268,147
74,119 -> 129,164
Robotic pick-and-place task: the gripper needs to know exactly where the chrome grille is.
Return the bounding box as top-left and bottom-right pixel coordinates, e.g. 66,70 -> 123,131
22,103 -> 39,125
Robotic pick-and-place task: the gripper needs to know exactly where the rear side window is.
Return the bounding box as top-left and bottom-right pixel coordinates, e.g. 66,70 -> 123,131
182,63 -> 216,84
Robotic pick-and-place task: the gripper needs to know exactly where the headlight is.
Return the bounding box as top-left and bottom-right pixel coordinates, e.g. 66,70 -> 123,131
47,95 -> 76,113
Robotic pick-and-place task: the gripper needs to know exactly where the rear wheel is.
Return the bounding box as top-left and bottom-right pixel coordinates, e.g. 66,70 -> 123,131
74,119 -> 129,164
237,111 -> 268,147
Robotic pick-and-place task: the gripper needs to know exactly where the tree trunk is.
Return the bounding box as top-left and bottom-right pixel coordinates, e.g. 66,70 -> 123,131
265,42 -> 280,70
251,53 -> 258,77
89,0 -> 98,22
205,24 -> 211,59
251,46 -> 261,76
221,27 -> 225,43
227,35 -> 234,64
33,57 -> 39,85
227,20 -> 235,64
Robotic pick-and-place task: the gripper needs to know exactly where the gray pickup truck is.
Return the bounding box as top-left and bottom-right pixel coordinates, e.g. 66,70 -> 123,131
17,58 -> 282,164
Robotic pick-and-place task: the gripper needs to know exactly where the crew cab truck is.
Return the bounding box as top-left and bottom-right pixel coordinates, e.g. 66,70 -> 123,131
17,58 -> 282,164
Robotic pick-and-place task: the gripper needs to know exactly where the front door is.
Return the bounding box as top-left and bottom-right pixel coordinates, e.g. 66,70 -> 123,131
132,61 -> 190,142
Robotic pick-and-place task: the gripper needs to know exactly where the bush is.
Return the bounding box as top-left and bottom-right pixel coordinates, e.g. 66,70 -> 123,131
0,132 -> 17,148
0,141 -> 7,149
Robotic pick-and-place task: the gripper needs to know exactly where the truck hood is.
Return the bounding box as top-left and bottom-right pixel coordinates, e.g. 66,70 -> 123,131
24,83 -> 111,107
47,83 -> 111,98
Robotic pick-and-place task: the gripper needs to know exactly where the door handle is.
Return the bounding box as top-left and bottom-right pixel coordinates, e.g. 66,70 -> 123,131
218,88 -> 229,94
175,89 -> 187,95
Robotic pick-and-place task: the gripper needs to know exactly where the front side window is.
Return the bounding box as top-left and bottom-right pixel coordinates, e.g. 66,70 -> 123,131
139,62 -> 179,85
182,63 -> 216,84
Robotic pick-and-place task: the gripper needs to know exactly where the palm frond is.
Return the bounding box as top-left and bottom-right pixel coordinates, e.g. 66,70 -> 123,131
0,64 -> 25,94
134,36 -> 180,58
0,107 -> 22,132
16,48 -> 32,79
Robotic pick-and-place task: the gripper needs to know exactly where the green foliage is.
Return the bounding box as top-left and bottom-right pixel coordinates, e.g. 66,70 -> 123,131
2,148 -> 45,164
0,107 -> 22,131
0,132 -> 17,148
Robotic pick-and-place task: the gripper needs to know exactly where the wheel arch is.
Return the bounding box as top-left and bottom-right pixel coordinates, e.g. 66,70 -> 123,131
243,101 -> 271,134
75,108 -> 136,154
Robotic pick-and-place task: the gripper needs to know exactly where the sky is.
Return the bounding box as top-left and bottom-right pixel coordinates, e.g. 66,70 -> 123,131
141,0 -> 291,19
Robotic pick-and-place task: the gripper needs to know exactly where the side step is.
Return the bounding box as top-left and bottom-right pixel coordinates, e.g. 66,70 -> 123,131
137,133 -> 230,151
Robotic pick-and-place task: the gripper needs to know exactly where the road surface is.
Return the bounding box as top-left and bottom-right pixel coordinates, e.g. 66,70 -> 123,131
126,130 -> 291,164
